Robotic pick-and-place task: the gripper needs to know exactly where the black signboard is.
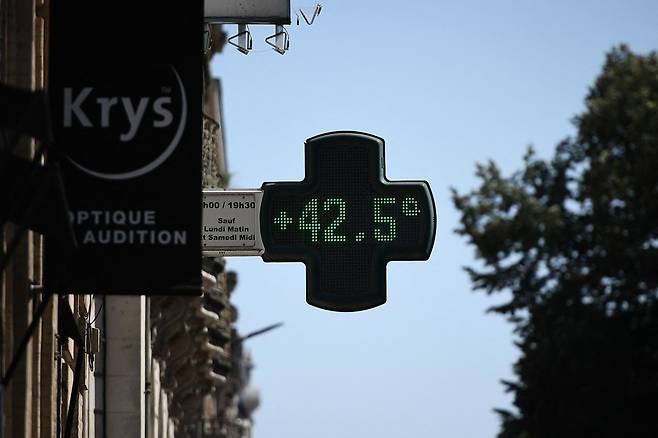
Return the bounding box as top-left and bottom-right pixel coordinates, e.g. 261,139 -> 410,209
47,0 -> 202,294
261,132 -> 436,311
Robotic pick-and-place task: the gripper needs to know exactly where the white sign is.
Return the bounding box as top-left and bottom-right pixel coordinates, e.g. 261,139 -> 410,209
204,0 -> 290,24
202,189 -> 264,256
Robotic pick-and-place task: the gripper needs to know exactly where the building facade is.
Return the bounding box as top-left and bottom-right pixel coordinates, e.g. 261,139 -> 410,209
0,1 -> 256,437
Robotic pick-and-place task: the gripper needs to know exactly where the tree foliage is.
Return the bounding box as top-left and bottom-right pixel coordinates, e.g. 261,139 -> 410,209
452,45 -> 658,437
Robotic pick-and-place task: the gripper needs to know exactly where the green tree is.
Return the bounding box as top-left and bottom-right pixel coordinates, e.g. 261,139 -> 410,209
452,45 -> 658,438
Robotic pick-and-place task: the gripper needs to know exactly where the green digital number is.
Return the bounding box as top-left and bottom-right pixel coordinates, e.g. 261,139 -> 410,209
374,197 -> 396,242
324,198 -> 347,243
299,198 -> 321,242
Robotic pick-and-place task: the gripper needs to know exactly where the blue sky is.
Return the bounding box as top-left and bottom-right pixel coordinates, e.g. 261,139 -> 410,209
210,1 -> 657,436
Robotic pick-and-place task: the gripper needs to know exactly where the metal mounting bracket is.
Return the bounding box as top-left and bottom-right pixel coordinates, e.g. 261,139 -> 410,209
296,4 -> 322,25
265,25 -> 290,55
227,24 -> 253,55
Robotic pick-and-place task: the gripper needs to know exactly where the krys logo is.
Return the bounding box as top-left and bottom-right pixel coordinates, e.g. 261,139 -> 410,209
60,65 -> 187,180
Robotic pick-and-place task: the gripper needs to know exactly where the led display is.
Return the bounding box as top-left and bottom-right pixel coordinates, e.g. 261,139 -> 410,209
261,131 -> 436,311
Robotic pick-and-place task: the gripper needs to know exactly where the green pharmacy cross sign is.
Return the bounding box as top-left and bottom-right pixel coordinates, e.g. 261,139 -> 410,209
260,131 -> 436,311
